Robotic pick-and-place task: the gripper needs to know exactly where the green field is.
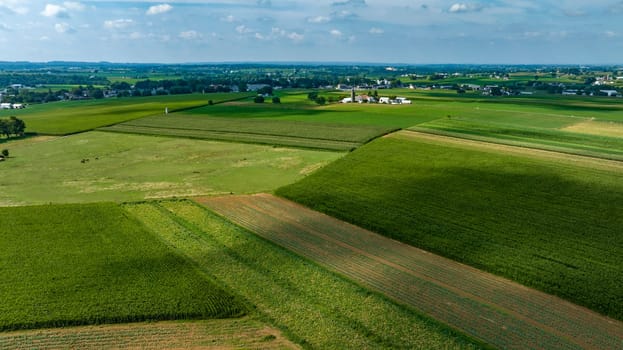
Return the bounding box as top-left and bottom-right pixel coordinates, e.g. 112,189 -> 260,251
276,132 -> 623,321
0,93 -> 250,135
125,200 -> 483,349
101,114 -> 396,151
0,131 -> 341,206
412,118 -> 623,160
0,203 -> 244,331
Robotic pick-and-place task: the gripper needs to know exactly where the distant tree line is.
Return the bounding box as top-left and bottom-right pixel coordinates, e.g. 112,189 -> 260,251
0,117 -> 26,138
0,74 -> 109,87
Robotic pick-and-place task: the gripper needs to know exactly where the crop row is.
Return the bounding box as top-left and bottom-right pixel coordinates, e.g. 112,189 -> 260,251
124,200 -> 482,349
276,132 -> 623,322
0,319 -> 295,350
99,124 -> 361,151
413,119 -> 623,161
0,203 -> 244,331
200,194 -> 623,350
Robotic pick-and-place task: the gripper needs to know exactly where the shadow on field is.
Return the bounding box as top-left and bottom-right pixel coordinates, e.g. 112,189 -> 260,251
278,165 -> 623,321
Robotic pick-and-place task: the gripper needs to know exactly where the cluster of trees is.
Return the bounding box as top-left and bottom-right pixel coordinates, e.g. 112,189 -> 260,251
253,95 -> 281,104
307,92 -> 326,105
0,117 -> 26,138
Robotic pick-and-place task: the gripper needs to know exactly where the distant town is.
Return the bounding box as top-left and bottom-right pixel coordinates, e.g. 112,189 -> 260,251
0,62 -> 621,108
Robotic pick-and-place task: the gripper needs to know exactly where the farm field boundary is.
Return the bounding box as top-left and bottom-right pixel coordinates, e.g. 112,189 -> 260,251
198,193 -> 623,350
409,123 -> 623,162
125,200 -> 482,349
100,115 -> 396,151
0,318 -> 299,350
399,129 -> 623,170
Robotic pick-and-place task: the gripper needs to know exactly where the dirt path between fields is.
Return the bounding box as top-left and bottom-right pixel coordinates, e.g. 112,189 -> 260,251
198,193 -> 623,350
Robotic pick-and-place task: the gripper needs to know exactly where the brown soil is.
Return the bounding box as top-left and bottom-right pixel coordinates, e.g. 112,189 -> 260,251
198,193 -> 623,350
0,318 -> 299,350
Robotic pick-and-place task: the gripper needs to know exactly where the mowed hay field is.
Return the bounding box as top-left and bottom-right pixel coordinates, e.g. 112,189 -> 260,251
0,131 -> 342,206
0,318 -> 299,350
2,92 -> 250,135
277,131 -> 623,321
124,200 -> 483,349
101,114 -> 395,151
0,203 -> 244,331
200,194 -> 623,350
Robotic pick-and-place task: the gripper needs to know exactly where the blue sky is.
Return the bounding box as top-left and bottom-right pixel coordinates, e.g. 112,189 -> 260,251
1,0 -> 623,64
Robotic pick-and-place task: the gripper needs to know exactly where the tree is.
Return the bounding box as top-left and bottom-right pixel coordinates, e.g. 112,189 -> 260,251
254,95 -> 265,103
314,96 -> 326,105
0,120 -> 8,138
272,96 -> 281,104
307,91 -> 318,101
257,86 -> 273,96
9,117 -> 25,136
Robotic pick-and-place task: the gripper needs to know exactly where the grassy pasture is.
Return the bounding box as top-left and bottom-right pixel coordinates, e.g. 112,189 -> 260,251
101,114 -> 395,151
125,200 -> 483,349
0,202 -> 244,331
1,92 -> 250,135
276,132 -> 623,321
0,131 -> 341,206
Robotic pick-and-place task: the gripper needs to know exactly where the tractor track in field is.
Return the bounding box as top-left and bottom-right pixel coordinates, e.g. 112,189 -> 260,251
197,193 -> 623,350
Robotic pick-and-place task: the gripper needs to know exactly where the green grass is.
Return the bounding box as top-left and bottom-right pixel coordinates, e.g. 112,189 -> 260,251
276,133 -> 623,321
183,101 -> 440,128
413,118 -> 623,160
0,202 -> 244,331
124,200 -> 483,349
101,114 -> 395,151
0,93 -> 251,135
0,131 -> 342,206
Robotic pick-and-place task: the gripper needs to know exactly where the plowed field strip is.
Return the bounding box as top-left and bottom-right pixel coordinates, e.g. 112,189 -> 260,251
197,194 -> 623,350
0,318 -> 299,350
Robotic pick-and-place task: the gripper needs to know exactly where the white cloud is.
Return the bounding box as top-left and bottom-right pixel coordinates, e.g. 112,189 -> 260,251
369,27 -> 384,34
449,3 -> 483,13
287,32 -> 304,42
308,16 -> 330,23
54,22 -> 74,33
42,4 -> 68,18
63,2 -> 85,11
0,0 -> 29,15
605,31 -> 616,38
269,27 -> 304,42
146,4 -> 172,16
330,29 -> 342,37
179,30 -> 201,40
104,19 -> 134,29
236,25 -> 252,34
222,15 -> 236,22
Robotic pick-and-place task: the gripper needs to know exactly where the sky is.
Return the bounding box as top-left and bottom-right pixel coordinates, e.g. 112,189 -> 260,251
1,0 -> 623,64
